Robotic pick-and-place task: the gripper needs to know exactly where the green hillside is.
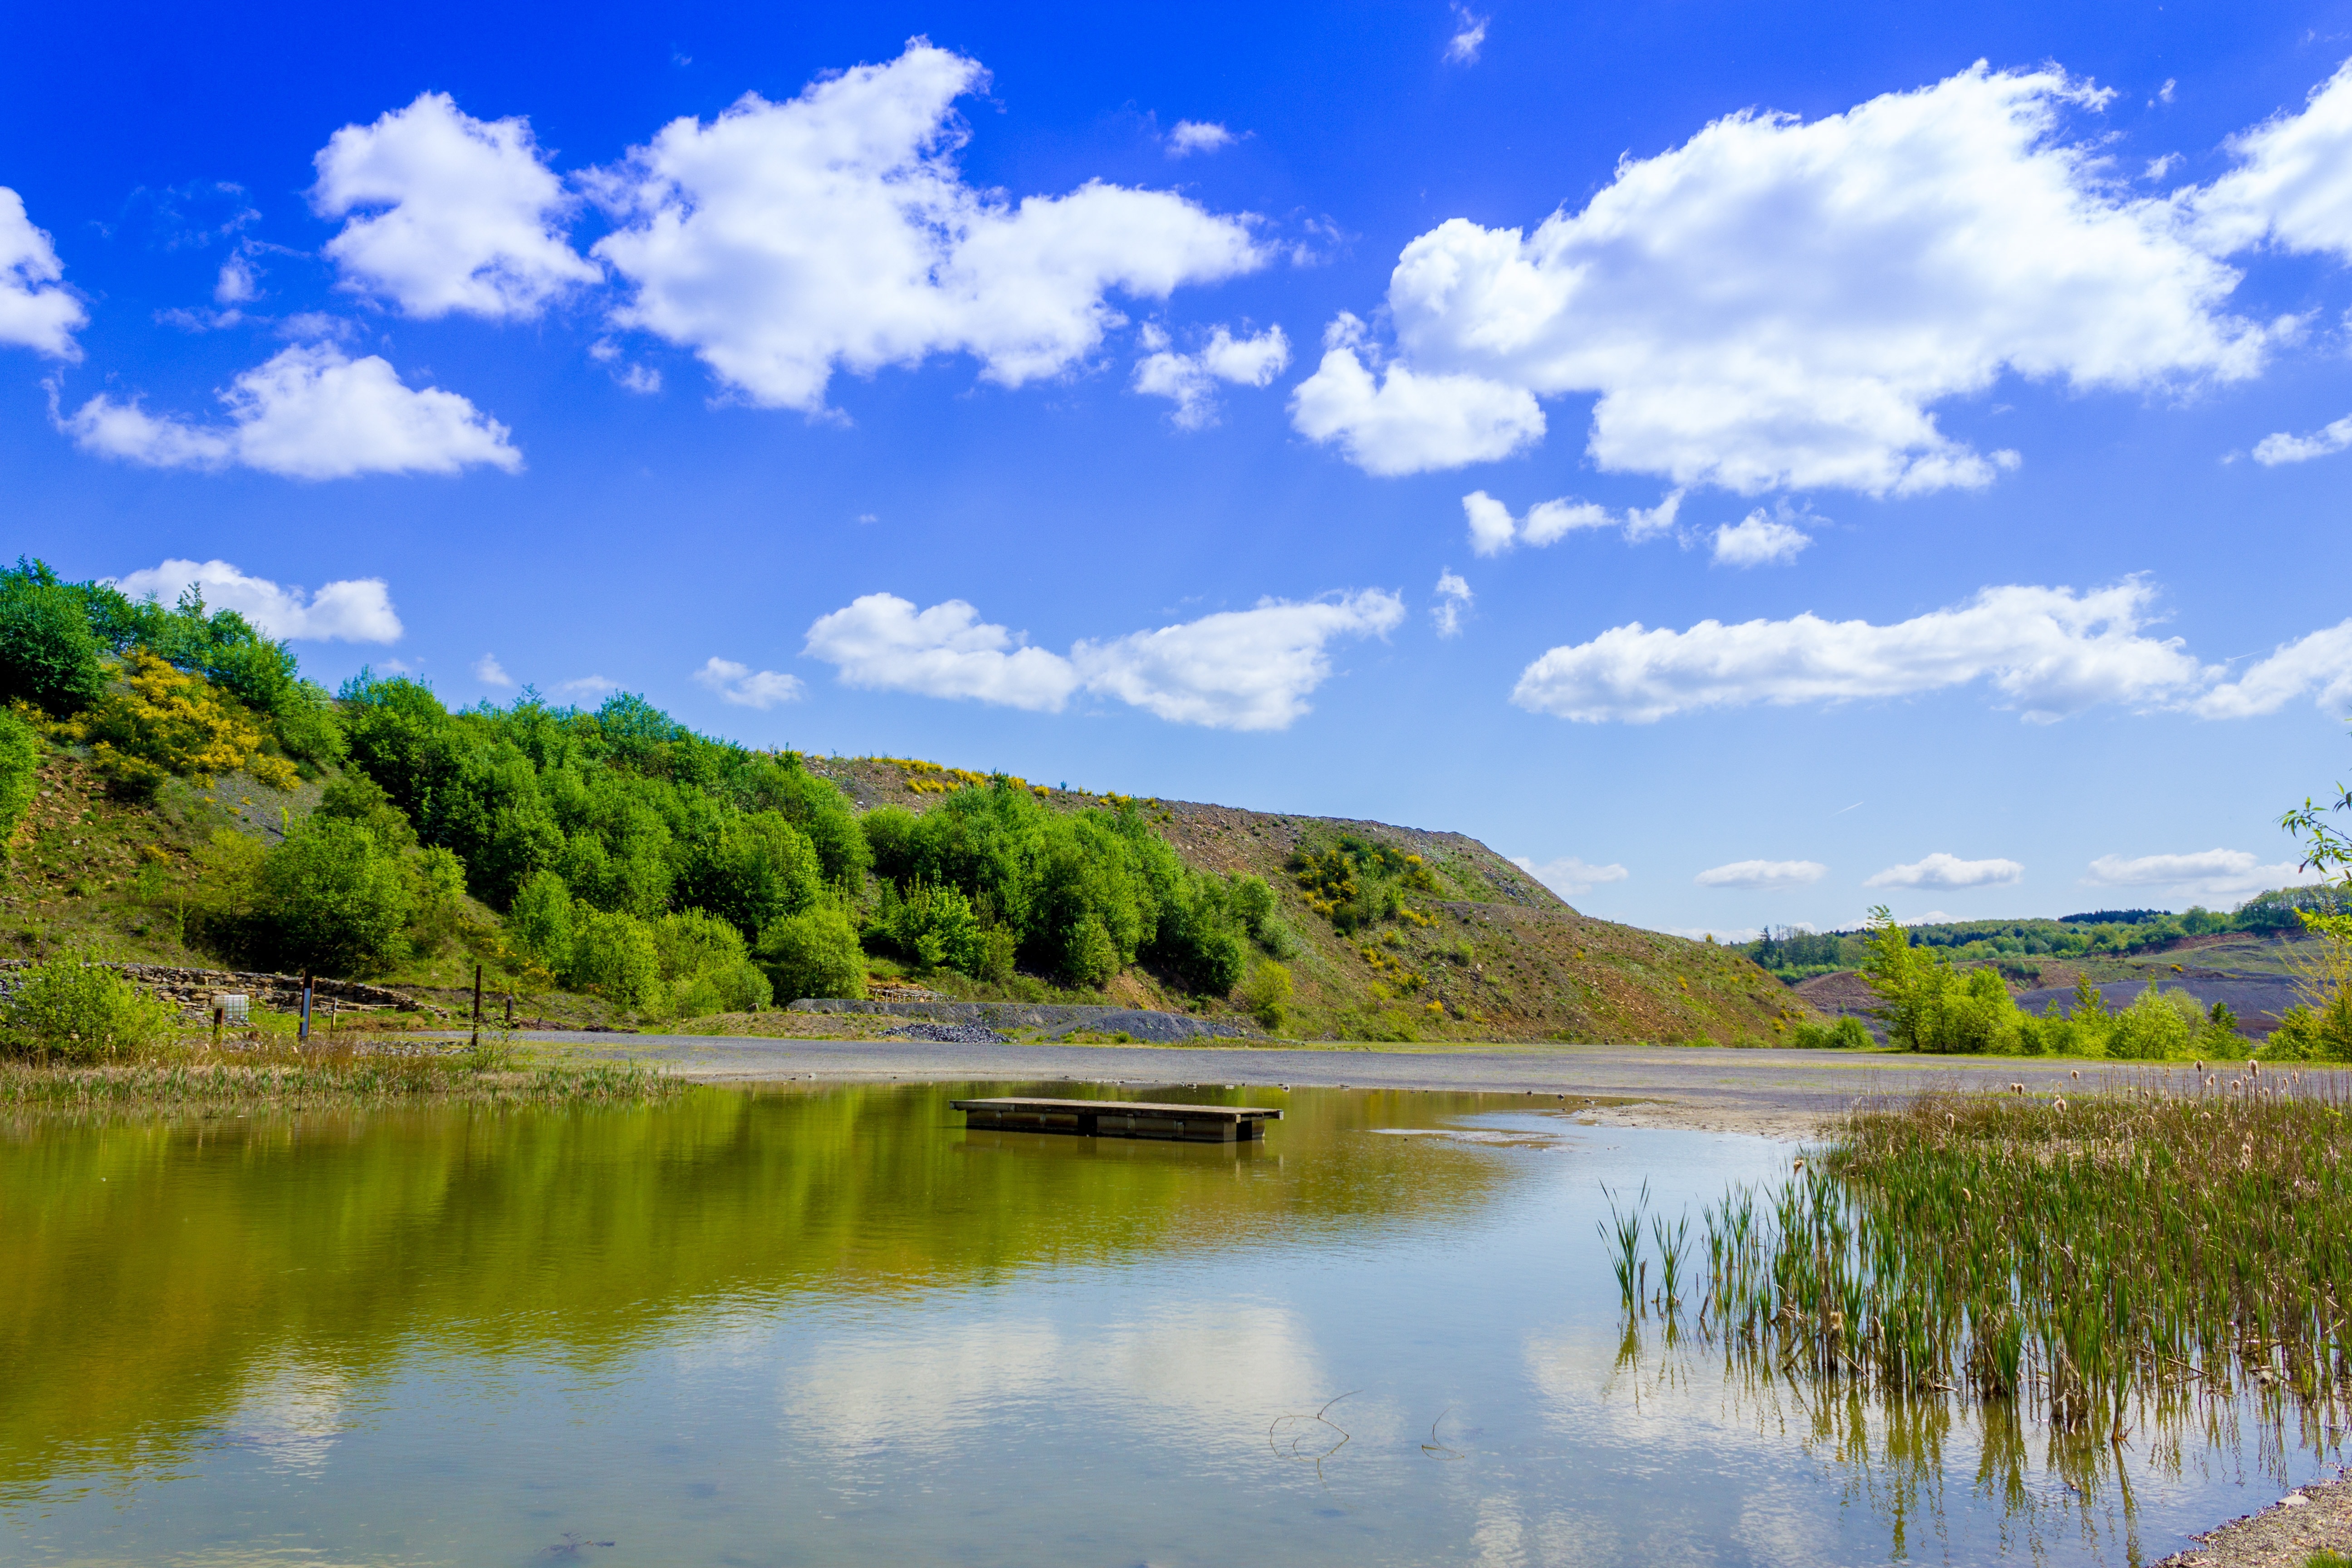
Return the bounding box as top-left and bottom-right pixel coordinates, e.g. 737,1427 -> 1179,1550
0,557 -> 1799,1045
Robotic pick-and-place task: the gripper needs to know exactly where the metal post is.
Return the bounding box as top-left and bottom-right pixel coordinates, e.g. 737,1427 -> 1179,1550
504,992 -> 514,1028
471,962 -> 483,1051
299,970 -> 313,1044
212,1005 -> 223,1050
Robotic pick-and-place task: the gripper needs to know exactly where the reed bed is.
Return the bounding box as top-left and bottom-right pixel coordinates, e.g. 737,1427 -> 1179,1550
1611,1069 -> 2352,1439
0,1040 -> 681,1118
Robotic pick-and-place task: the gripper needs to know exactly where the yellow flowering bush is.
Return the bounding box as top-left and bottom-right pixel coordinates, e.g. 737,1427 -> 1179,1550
66,651 -> 298,796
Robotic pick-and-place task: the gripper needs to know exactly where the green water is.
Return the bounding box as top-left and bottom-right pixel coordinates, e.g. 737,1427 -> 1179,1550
0,1083 -> 2333,1565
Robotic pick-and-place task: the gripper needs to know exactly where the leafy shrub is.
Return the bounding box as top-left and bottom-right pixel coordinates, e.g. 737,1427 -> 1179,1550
2106,986 -> 2197,1059
651,908 -> 771,1017
1788,1016 -> 1872,1049
508,869 -> 575,969
0,564 -> 108,716
1062,913 -> 1121,989
880,880 -> 985,972
1232,875 -> 1276,939
564,907 -> 662,1009
1240,960 -> 1293,1031
0,706 -> 40,850
759,904 -> 868,1003
0,952 -> 176,1061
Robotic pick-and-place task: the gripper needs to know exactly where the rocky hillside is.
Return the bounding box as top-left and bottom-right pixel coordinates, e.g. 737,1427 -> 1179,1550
810,756 -> 1808,1045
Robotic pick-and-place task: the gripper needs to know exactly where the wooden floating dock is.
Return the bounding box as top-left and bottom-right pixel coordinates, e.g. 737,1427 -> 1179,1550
951,1097 -> 1281,1144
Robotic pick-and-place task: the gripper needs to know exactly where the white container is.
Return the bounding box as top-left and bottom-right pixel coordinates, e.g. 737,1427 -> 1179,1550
212,993 -> 250,1022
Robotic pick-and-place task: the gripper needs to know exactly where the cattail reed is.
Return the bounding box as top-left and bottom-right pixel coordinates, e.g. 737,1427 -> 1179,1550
1665,1071 -> 2352,1435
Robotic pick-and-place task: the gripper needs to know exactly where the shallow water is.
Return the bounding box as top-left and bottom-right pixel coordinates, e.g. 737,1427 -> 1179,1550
0,1083 -> 2335,1566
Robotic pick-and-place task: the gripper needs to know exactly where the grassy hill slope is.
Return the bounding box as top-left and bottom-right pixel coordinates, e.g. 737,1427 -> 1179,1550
9,745 -> 1804,1045
810,756 -> 1804,1044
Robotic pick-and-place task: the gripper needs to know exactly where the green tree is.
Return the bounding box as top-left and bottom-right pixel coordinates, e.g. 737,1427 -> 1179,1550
507,870 -> 575,970
1240,960 -> 1293,1031
563,907 -> 662,1009
0,561 -> 108,716
251,818 -> 417,975
759,904 -> 868,1003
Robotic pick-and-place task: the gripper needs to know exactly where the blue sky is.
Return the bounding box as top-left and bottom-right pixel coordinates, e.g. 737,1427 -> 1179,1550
9,0 -> 2352,937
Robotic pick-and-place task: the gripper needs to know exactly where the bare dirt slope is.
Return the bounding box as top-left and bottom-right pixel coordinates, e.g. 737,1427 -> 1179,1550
809,756 -> 1809,1045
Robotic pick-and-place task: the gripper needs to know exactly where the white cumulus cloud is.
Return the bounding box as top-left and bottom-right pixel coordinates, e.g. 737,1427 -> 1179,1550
0,187 -> 86,358
1695,859 -> 1827,890
1460,488 -> 1681,557
314,92 -> 599,320
2252,412 -> 2352,466
2190,59 -> 2352,263
589,42 -> 1266,413
1166,121 -> 1235,157
694,656 -> 804,709
474,653 -> 515,688
1431,569 -> 1472,637
1291,314 -> 1544,475
1711,510 -> 1812,567
109,559 -> 403,642
1132,322 -> 1289,428
1295,63 -> 2268,492
2185,621 -> 2352,719
1866,852 -> 2024,889
1511,579 -> 2206,724
2083,848 -> 2322,899
1510,855 -> 1628,898
60,343 -> 523,479
803,588 -> 1402,731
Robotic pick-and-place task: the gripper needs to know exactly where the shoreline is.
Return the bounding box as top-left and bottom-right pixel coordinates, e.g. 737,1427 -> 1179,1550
537,1031 -> 2270,1140
2155,1469 -> 2352,1566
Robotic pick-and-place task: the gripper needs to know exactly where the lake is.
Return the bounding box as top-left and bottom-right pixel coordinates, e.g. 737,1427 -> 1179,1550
0,1082 -> 2333,1565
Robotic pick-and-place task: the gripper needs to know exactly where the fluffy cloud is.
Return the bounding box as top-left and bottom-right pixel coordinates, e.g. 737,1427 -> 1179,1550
1460,488 -> 1681,556
803,589 -> 1402,731
2184,622 -> 2352,719
1711,510 -> 1811,567
1132,323 -> 1289,428
60,343 -> 523,478
1695,859 -> 1826,890
109,559 -> 402,642
1510,855 -> 1628,898
0,187 -> 86,358
1511,579 -> 2208,724
552,676 -> 617,700
1431,569 -> 1472,637
1074,591 -> 1404,729
2253,412 -> 2352,466
693,656 -> 804,709
2083,848 -> 2322,899
1291,316 -> 1544,476
1166,121 -> 1235,157
1866,853 -> 2024,889
2190,59 -> 2352,262
804,595 -> 1080,711
590,43 -> 1265,412
473,653 -> 515,688
314,92 -> 600,319
1295,64 -> 2266,491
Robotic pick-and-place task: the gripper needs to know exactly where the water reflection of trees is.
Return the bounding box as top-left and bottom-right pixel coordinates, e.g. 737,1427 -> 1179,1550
0,1084 -> 1513,1495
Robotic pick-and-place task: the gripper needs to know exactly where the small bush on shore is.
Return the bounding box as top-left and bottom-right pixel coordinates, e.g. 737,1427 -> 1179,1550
0,952 -> 177,1062
759,903 -> 868,1003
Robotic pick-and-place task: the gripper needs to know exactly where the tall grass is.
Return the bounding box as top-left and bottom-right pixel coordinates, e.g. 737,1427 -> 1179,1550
0,1038 -> 681,1118
1622,1071 -> 2352,1441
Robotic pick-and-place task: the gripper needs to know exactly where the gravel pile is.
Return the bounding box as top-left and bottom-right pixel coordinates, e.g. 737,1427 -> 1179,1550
882,1022 -> 1011,1045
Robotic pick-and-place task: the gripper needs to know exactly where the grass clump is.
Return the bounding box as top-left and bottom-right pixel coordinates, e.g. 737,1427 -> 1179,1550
1653,1073 -> 2352,1436
0,1044 -> 680,1118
